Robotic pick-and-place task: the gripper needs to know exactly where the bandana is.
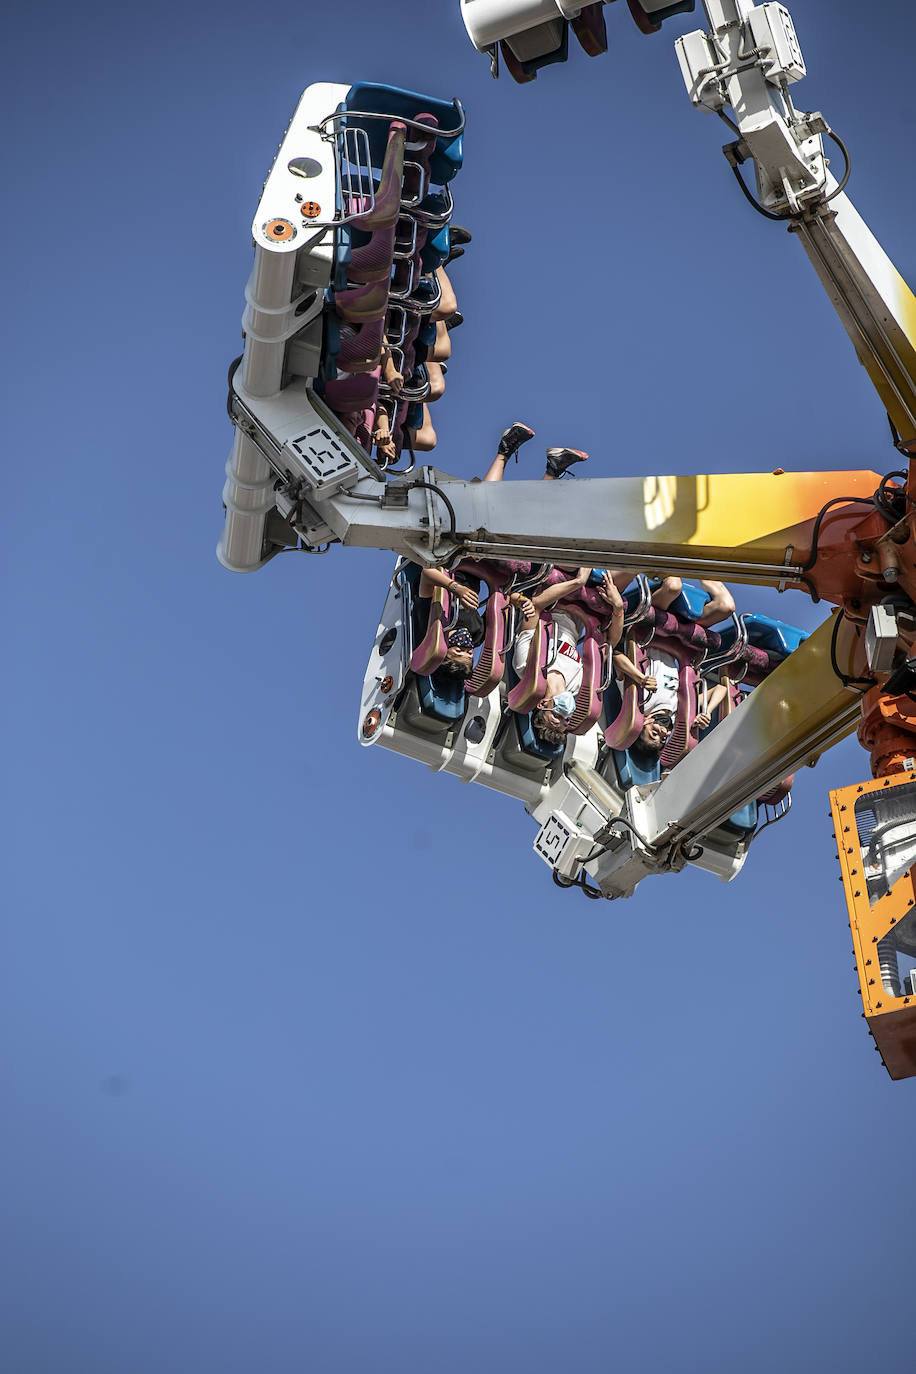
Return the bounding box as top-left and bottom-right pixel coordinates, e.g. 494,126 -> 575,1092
447,627 -> 474,652
551,691 -> 576,719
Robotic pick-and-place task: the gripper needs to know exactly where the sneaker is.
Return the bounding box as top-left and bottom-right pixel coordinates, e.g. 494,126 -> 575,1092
449,225 -> 472,247
498,422 -> 536,458
444,310 -> 464,331
545,446 -> 588,477
445,245 -> 465,265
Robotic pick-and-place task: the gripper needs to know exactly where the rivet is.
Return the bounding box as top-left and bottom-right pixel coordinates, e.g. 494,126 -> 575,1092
855,890 -> 861,896
877,1002 -> 883,1008
869,979 -> 875,985
866,959 -> 872,965
844,826 -> 850,833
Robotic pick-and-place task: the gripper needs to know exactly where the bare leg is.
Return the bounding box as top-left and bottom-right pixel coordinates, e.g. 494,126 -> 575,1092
426,361 -> 446,402
483,422 -> 535,481
651,576 -> 682,610
431,266 -> 458,322
406,403 -> 437,452
698,579 -> 736,626
430,319 -> 451,362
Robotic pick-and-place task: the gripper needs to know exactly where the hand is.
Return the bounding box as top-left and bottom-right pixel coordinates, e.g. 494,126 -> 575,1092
641,675 -> 657,692
510,594 -> 535,619
575,567 -> 591,585
596,572 -> 623,609
692,711 -> 712,734
453,582 -> 479,610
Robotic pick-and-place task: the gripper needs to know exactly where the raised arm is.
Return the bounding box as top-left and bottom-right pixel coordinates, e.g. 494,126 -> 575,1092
419,567 -> 479,609
613,649 -> 654,691
529,567 -> 590,614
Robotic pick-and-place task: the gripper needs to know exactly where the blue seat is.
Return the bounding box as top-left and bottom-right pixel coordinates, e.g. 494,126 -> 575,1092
416,671 -> 467,724
343,84 -> 463,182
611,748 -> 661,789
646,577 -> 709,620
514,711 -> 566,762
420,224 -> 451,273
717,614 -> 807,657
719,801 -> 758,836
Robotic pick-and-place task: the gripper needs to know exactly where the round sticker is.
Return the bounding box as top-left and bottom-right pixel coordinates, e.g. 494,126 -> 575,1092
300,201 -> 321,219
263,218 -> 295,242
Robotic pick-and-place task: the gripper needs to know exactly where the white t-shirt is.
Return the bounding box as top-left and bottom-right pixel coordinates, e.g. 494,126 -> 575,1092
513,610 -> 582,696
641,649 -> 679,718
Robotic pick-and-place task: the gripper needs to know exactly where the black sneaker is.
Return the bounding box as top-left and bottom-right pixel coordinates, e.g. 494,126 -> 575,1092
449,225 -> 472,247
545,446 -> 588,477
498,422 -> 536,459
444,310 -> 464,331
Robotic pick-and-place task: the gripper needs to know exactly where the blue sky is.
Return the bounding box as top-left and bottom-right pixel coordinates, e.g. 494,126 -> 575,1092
5,2 -> 916,1370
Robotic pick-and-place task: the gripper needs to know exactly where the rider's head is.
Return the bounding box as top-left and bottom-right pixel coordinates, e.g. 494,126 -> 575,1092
532,689 -> 576,745
632,710 -> 674,762
438,626 -> 475,680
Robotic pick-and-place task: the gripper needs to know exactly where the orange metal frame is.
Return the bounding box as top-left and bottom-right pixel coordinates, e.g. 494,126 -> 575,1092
829,773 -> 916,1080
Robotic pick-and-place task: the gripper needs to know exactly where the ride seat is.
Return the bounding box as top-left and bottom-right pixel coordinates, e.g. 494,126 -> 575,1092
716,614 -> 807,658
609,748 -> 661,790
343,84 -> 463,184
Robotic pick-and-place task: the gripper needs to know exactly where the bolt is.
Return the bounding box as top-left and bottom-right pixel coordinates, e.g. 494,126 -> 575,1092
877,1002 -> 883,1008
855,891 -> 861,896
866,959 -> 872,965
844,826 -> 850,833
869,979 -> 876,985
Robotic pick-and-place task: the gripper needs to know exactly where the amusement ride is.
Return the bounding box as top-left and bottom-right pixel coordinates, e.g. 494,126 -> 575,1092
217,1 -> 916,1079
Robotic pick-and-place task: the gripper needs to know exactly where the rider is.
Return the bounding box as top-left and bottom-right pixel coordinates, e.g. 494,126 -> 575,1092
612,644 -> 731,763
512,567 -> 624,745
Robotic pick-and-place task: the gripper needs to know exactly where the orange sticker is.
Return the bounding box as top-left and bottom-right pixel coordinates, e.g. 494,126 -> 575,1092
301,201 -> 321,219
264,218 -> 295,241
362,709 -> 381,737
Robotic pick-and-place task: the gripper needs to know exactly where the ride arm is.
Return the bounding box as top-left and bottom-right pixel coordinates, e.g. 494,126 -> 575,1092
678,1 -> 916,452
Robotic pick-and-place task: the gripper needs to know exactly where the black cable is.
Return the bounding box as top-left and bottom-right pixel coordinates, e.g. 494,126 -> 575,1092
226,354 -> 243,419
729,158 -> 790,221
874,470 -> 915,521
578,872 -> 604,900
823,127 -> 851,202
728,124 -> 850,220
408,478 -> 458,543
798,495 -> 878,572
829,609 -> 873,689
